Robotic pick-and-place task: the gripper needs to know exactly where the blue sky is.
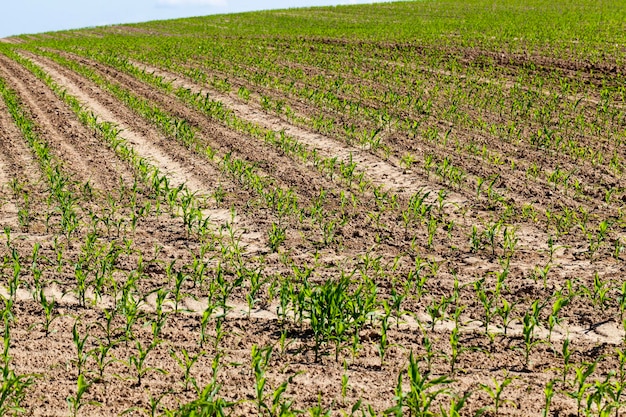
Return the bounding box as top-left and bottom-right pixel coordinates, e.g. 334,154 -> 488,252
1,0 -> 382,38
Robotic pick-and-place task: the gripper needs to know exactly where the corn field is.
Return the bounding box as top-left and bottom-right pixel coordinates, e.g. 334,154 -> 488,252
0,1 -> 626,415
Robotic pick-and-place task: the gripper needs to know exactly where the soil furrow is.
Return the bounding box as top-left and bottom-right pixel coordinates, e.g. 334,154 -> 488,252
0,54 -> 131,194
67,52 -> 353,204
76,56 -> 626,278
21,53 -> 209,196
0,155 -> 19,228
2,283 -> 623,346
0,98 -> 41,185
0,97 -> 35,229
131,61 -> 463,201
0,38 -> 23,44
21,52 -> 269,255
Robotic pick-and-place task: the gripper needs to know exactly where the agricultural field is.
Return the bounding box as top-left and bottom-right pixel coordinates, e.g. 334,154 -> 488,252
0,0 -> 626,415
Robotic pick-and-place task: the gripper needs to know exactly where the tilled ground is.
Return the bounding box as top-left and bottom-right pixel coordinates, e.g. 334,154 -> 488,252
0,12 -> 626,416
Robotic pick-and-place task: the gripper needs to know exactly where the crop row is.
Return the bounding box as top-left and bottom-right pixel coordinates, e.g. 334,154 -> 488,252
1,2 -> 626,414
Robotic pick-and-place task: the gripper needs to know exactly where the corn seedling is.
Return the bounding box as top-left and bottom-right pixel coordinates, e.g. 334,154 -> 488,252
34,289 -> 59,336
71,322 -> 90,377
170,348 -> 205,392
542,379 -> 557,417
404,351 -> 452,416
478,373 -> 515,417
126,339 -> 165,387
67,374 -> 99,417
566,359 -> 599,417
88,338 -> 117,381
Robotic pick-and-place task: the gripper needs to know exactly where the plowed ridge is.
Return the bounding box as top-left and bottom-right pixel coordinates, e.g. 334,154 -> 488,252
0,54 -> 134,193
1,283 -> 621,346
25,54 -> 205,194
0,155 -> 18,228
133,61 -> 466,202
22,53 -> 267,254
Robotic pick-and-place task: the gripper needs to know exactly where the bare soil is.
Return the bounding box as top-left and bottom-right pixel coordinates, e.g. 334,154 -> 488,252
0,36 -> 624,417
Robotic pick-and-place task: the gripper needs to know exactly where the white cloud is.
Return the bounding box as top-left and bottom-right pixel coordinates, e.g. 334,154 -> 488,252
156,0 -> 227,7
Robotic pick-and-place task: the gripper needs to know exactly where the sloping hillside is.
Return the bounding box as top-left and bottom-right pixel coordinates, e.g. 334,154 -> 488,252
0,1 -> 625,415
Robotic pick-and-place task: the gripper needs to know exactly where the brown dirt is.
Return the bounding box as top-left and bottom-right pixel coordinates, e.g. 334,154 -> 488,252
20,52 -> 273,257
129,60 -> 456,201
118,58 -> 626,288
0,37 -> 24,44
33,51 -> 443,267
0,38 -> 624,417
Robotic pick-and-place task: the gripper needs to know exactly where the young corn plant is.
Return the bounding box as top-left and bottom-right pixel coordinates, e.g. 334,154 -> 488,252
447,308 -> 472,375
163,379 -> 232,417
376,301 -> 392,367
547,290 -> 569,344
0,311 -> 36,416
71,322 -> 90,378
170,348 -> 205,392
560,338 -> 573,383
473,277 -> 498,349
426,295 -> 452,331
542,379 -> 557,417
483,220 -> 502,257
67,374 -> 100,417
123,391 -> 170,417
478,373 -> 515,417
33,289 -> 59,336
89,338 -> 118,382
521,302 -> 545,370
126,339 -> 165,387
303,273 -> 376,363
397,352 -> 452,416
580,272 -> 611,308
242,265 -> 267,317
496,297 -> 515,336
439,391 -> 472,417
566,359 -> 599,417
249,344 -> 298,416
119,280 -> 144,342
268,222 -> 287,253
198,288 -> 220,348
149,289 -> 170,340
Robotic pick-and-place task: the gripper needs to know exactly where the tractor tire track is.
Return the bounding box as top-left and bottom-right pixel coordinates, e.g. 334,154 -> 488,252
66,52 -> 361,206
0,53 -> 132,194
74,56 -> 626,278
20,53 -> 207,195
130,61 -> 464,202
21,53 -> 269,255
